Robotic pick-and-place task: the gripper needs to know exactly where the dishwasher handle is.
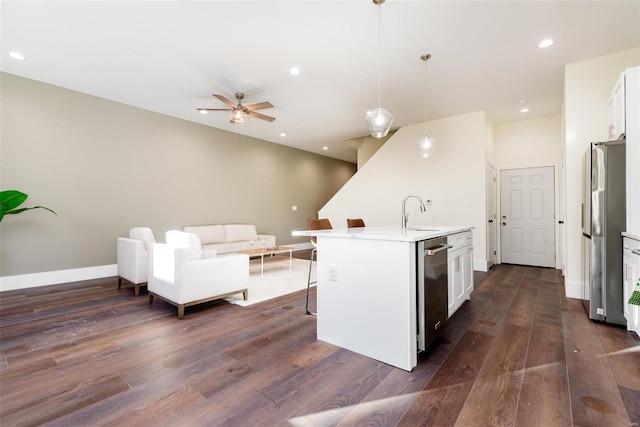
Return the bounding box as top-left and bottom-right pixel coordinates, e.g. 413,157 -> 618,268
425,243 -> 453,256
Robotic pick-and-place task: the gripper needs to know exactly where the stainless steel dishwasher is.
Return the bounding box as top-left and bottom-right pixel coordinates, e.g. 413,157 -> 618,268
417,237 -> 452,351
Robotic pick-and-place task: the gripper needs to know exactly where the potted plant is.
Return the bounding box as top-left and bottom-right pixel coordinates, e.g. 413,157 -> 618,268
0,190 -> 57,222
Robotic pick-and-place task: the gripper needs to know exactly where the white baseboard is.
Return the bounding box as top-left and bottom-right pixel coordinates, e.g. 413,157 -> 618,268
564,280 -> 586,299
473,259 -> 489,272
0,264 -> 117,292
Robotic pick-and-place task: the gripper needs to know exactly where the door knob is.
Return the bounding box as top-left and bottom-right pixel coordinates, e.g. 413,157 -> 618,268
489,219 -> 494,223
502,222 -> 506,226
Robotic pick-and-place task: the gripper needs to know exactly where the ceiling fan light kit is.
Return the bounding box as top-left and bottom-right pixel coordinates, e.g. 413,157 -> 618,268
366,0 -> 393,139
417,53 -> 436,158
231,109 -> 248,123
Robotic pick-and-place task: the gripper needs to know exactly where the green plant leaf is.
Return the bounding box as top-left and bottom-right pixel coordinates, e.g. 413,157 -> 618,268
6,206 -> 57,216
0,190 -> 56,223
0,190 -> 28,211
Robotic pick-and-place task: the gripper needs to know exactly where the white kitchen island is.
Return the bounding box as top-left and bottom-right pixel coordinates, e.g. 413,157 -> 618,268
293,225 -> 473,371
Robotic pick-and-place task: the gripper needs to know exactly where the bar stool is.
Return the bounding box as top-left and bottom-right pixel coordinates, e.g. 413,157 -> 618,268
306,218 -> 332,315
346,218 -> 365,228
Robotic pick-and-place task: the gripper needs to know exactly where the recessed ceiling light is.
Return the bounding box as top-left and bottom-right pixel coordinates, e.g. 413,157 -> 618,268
538,39 -> 554,48
199,110 -> 208,115
8,51 -> 25,60
520,107 -> 530,113
289,67 -> 301,76
323,146 -> 328,150
280,133 -> 286,137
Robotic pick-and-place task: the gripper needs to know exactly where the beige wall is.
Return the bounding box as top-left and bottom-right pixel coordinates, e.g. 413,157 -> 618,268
0,73 -> 356,277
563,47 -> 640,298
320,111 -> 489,269
356,131 -> 394,170
493,114 -> 563,269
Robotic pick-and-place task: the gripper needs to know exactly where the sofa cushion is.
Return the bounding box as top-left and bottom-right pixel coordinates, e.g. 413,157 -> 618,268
184,225 -> 227,245
129,227 -> 156,250
203,242 -> 242,254
225,224 -> 258,243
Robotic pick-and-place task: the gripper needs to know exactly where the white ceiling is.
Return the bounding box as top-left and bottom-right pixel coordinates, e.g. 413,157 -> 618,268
2,1 -> 639,163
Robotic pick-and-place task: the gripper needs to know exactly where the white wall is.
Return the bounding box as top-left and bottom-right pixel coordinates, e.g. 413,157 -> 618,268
319,111 -> 489,270
563,47 -> 640,298
493,114 -> 563,269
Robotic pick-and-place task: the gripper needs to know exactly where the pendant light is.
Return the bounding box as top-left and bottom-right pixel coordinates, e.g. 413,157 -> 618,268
365,0 -> 393,138
417,54 -> 436,158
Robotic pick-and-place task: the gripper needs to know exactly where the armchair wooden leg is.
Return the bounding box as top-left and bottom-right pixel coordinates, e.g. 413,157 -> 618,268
178,305 -> 185,319
117,277 -> 123,290
134,284 -> 140,296
242,289 -> 249,301
149,294 -> 154,304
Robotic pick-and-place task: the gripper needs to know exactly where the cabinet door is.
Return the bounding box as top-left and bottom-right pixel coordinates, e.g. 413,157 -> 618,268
608,72 -> 626,139
463,246 -> 474,299
448,253 -> 456,317
632,253 -> 640,333
454,253 -> 466,310
448,249 -> 464,317
623,249 -> 632,322
608,96 -> 616,140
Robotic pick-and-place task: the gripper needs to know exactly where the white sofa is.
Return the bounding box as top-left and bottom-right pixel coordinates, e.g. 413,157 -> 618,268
183,224 -> 276,254
148,230 -> 249,318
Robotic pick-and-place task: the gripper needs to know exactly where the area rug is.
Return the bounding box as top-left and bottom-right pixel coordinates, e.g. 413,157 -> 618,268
224,257 -> 316,306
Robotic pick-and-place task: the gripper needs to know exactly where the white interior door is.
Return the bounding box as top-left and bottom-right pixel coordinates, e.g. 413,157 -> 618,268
500,166 -> 555,267
487,164 -> 497,268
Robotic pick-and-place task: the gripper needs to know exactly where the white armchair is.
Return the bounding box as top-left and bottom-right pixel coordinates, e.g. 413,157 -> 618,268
117,227 -> 156,296
148,230 -> 249,318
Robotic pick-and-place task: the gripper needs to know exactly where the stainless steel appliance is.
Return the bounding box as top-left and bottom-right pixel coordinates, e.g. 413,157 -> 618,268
582,139 -> 626,325
417,237 -> 452,351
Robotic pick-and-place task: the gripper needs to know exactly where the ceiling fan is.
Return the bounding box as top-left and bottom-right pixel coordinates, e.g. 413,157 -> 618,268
197,92 -> 275,123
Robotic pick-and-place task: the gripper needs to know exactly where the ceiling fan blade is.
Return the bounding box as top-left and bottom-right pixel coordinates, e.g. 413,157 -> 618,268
213,94 -> 238,109
244,101 -> 273,112
197,108 -> 233,112
248,111 -> 276,122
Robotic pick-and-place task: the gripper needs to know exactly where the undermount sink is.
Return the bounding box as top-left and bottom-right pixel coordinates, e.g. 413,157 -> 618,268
407,226 -> 441,232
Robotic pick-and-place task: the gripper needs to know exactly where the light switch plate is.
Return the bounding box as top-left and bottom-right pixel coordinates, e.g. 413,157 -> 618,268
329,265 -> 337,281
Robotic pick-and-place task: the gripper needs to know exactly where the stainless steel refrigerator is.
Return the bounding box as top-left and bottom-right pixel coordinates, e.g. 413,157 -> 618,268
582,139 -> 626,325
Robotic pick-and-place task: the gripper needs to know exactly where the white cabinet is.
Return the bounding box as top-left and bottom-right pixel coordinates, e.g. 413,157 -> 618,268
447,231 -> 474,318
623,236 -> 640,335
608,71 -> 626,140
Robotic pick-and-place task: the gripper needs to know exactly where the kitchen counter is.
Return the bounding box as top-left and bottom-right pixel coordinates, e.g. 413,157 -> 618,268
293,225 -> 473,371
622,232 -> 640,241
293,225 -> 472,242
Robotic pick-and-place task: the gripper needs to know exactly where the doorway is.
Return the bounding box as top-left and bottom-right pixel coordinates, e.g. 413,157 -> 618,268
487,164 -> 497,269
500,166 -> 555,267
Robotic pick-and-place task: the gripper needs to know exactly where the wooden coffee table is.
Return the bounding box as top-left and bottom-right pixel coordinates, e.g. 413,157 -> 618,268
238,246 -> 293,276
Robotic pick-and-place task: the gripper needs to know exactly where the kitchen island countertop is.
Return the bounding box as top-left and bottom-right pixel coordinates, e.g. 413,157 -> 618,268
293,225 -> 473,242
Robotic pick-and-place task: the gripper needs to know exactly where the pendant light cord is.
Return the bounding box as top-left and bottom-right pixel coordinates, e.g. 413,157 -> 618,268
424,58 -> 427,123
377,3 -> 382,108
421,54 -> 431,125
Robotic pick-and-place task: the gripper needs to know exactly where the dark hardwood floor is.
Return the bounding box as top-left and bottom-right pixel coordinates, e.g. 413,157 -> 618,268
1,257 -> 639,426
